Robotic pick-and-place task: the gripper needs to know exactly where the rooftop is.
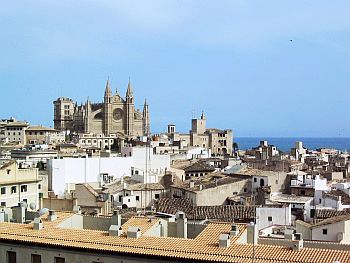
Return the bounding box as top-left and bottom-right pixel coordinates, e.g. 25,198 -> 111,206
0,211 -> 349,262
232,168 -> 287,177
271,194 -> 313,204
156,198 -> 255,221
171,174 -> 246,192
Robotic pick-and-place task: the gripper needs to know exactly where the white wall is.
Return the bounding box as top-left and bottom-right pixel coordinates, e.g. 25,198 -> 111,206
48,147 -> 170,197
312,220 -> 350,243
48,156 -> 133,196
256,206 -> 291,231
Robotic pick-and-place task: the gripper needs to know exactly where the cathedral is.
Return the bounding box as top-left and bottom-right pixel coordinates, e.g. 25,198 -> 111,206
53,79 -> 150,138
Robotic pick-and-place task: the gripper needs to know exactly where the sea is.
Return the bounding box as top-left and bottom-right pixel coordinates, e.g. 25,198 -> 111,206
234,137 -> 350,153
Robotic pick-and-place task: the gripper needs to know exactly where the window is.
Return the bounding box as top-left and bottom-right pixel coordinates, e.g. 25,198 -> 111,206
23,199 -> 27,203
323,229 -> 327,235
38,184 -> 41,190
1,187 -> 6,195
7,170 -> 10,175
253,178 -> 257,182
21,185 -> 27,192
300,189 -> 305,195
11,186 -> 16,194
1,202 -> 6,206
7,251 -> 16,263
136,196 -> 140,201
54,257 -> 65,263
31,254 -> 41,263
268,216 -> 272,222
155,194 -> 160,199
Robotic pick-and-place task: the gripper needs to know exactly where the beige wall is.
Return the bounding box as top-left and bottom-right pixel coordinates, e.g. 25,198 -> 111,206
181,179 -> 249,206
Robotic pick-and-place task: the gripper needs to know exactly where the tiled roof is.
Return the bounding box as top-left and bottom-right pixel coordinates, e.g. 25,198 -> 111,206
0,212 -> 349,262
311,214 -> 350,228
324,190 -> 350,205
315,208 -> 350,219
232,168 -> 287,177
27,126 -> 56,132
171,174 -> 246,192
120,216 -> 160,235
155,198 -> 255,221
184,161 -> 216,173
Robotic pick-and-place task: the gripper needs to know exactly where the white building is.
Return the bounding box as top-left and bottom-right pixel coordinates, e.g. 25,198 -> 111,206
256,205 -> 292,231
0,161 -> 42,208
296,215 -> 350,244
48,146 -> 170,197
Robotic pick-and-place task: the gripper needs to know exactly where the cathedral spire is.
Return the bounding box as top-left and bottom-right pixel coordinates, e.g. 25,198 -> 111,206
126,78 -> 133,99
104,78 -> 112,97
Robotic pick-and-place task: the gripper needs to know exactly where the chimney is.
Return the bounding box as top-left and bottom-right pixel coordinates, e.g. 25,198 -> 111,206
127,227 -> 141,238
47,210 -> 57,221
230,224 -> 239,236
12,203 -> 26,223
111,210 -> 121,226
289,233 -> 303,250
189,180 -> 194,188
33,218 -> 43,230
0,211 -> 5,223
176,211 -> 187,238
73,205 -> 81,214
219,233 -> 231,248
109,225 -> 123,237
247,222 -> 258,245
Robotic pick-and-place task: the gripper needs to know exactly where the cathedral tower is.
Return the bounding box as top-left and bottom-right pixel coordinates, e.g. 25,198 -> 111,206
125,79 -> 134,137
104,79 -> 112,135
143,99 -> 150,136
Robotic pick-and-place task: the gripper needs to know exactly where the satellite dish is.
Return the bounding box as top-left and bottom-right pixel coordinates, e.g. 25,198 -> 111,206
38,208 -> 49,216
29,203 -> 36,210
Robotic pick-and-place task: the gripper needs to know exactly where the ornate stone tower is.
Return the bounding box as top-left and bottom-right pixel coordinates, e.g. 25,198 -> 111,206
104,79 -> 113,135
84,98 -> 91,133
143,99 -> 150,136
125,79 -> 134,137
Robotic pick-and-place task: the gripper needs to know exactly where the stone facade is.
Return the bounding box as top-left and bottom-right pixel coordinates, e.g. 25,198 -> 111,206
53,79 -> 150,138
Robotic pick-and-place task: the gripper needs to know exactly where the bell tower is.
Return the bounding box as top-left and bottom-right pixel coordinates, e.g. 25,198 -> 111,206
125,79 -> 134,137
104,79 -> 112,136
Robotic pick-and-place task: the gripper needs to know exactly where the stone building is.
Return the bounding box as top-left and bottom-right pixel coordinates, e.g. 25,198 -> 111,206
53,79 -> 150,139
0,160 -> 42,208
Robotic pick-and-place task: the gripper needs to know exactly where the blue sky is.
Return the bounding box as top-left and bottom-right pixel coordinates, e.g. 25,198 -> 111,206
0,1 -> 349,137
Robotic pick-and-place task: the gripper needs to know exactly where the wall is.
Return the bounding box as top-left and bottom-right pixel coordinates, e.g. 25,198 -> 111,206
0,242 -> 171,263
188,179 -> 248,206
311,221 -> 347,243
83,216 -> 111,231
57,214 -> 83,229
256,206 -> 291,231
48,157 -> 133,196
42,198 -> 75,211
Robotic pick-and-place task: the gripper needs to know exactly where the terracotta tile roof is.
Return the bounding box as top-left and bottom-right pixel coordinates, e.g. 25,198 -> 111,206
324,190 -> 350,205
184,161 -> 216,173
0,212 -> 349,262
311,214 -> 350,228
171,174 -> 246,192
120,216 -> 160,235
315,208 -> 350,219
155,198 -> 255,221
